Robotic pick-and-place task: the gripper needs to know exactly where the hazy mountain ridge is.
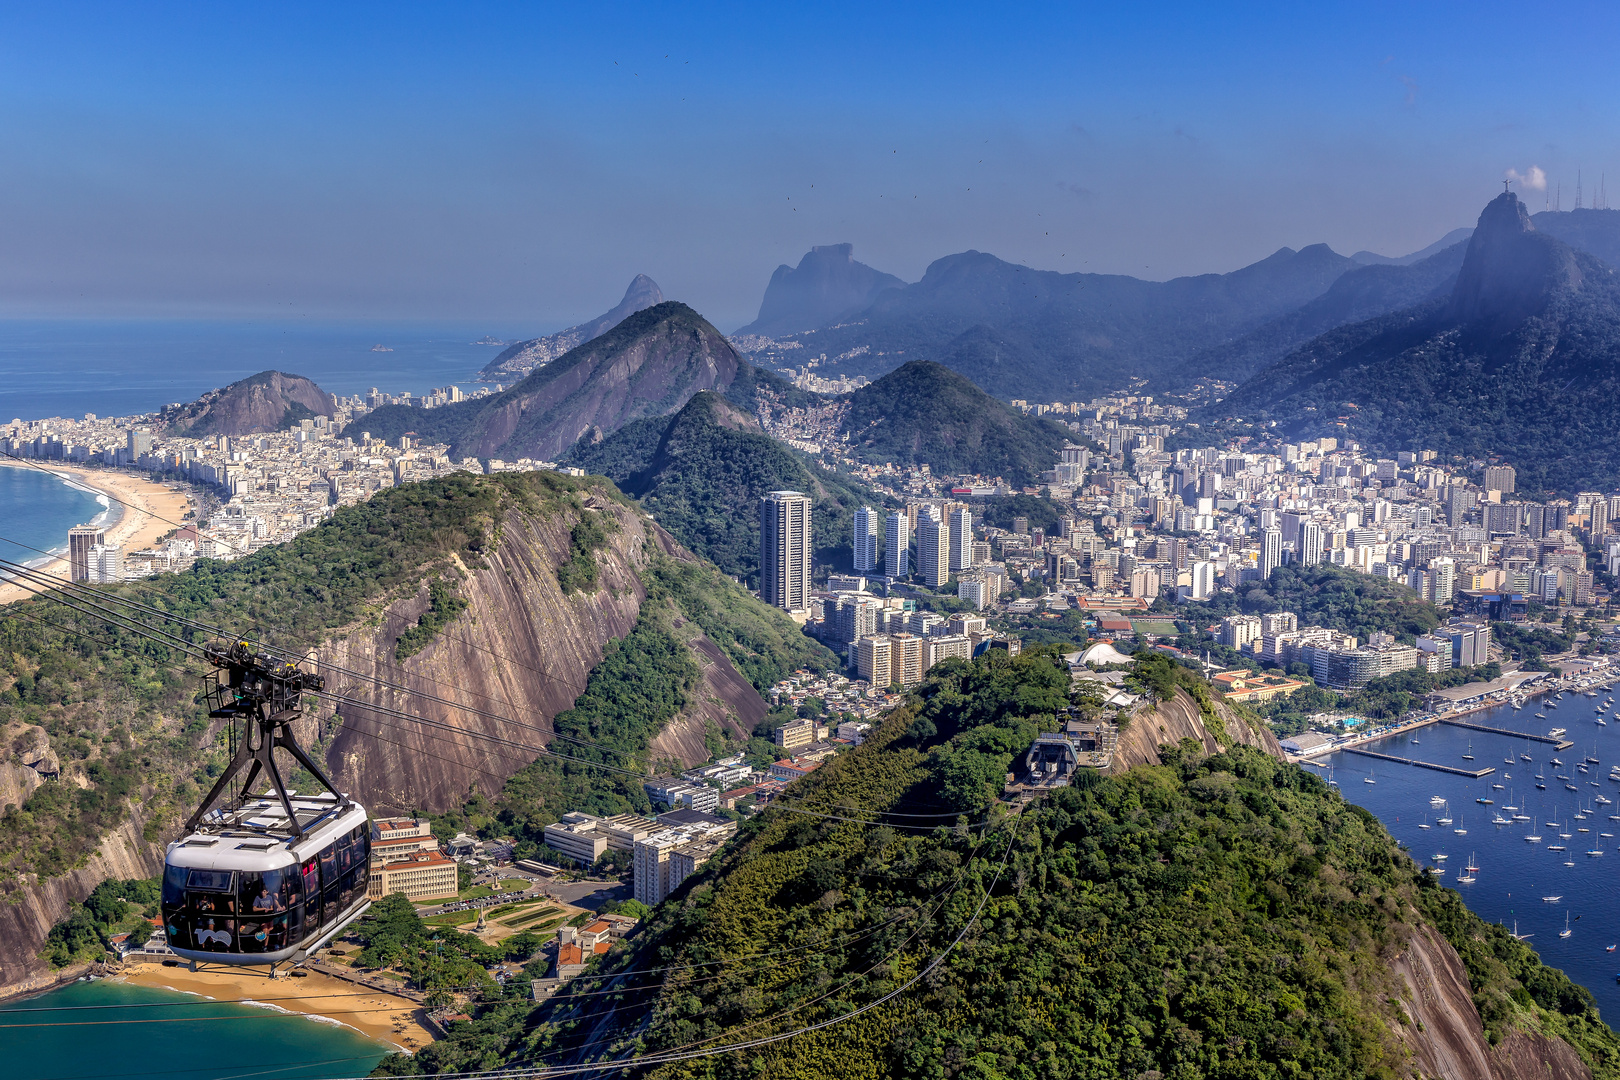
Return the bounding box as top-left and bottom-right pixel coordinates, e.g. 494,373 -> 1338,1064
160,370 -> 336,437
738,243 -> 905,337
738,243 -> 1365,402
1209,192 -> 1620,492
479,274 -> 665,382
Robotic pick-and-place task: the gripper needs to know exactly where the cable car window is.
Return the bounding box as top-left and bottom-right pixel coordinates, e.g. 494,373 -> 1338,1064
187,869 -> 234,892
162,864 -> 188,905
241,867 -> 292,913
319,844 -> 338,888
194,917 -> 236,951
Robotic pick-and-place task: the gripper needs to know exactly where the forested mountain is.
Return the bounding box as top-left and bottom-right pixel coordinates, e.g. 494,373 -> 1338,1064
478,274 -> 665,382
836,359 -> 1075,485
564,391 -> 878,587
0,470 -> 834,993
348,302 -> 741,461
380,651 -> 1619,1080
1206,192 -> 1620,493
737,243 -> 905,338
1532,207 -> 1620,270
159,370 -> 336,436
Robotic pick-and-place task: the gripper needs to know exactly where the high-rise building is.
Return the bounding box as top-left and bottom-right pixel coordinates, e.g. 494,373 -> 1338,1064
916,507 -> 949,587
885,511 -> 909,578
1189,561 -> 1215,600
1446,486 -> 1474,526
856,635 -> 893,688
1430,556 -> 1456,605
760,491 -> 813,611
68,526 -> 104,583
852,507 -> 878,573
1261,526 -> 1282,580
947,508 -> 973,572
889,632 -> 924,686
1483,465 -> 1516,493
90,543 -> 124,584
1299,521 -> 1324,567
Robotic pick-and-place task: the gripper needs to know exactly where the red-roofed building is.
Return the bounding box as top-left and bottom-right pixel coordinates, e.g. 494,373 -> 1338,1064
770,759 -> 820,781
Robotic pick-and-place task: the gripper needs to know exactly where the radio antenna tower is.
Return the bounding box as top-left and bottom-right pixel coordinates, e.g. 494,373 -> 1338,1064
1576,169 -> 1583,210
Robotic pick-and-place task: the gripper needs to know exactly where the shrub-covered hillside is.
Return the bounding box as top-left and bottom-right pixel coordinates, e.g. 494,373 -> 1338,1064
378,650 -> 1620,1080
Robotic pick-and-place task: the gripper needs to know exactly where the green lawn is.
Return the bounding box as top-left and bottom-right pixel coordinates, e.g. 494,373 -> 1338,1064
1131,619 -> 1180,637
423,911 -> 480,927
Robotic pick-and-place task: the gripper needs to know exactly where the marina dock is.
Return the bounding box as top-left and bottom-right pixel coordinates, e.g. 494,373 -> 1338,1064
1438,719 -> 1574,750
1340,747 -> 1496,778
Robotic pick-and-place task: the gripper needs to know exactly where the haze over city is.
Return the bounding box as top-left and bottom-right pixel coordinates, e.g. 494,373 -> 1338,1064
3,2 -> 1620,324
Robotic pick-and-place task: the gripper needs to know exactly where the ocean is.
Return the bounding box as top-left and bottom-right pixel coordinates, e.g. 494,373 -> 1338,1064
1329,686 -> 1620,1022
0,317 -> 545,570
0,318 -> 545,422
0,980 -> 395,1080
0,462 -> 115,569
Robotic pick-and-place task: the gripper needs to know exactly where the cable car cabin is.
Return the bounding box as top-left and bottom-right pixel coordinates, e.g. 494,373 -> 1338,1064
161,790 -> 371,967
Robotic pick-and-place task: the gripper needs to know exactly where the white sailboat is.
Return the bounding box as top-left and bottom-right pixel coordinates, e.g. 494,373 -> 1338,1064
1560,912 -> 1573,939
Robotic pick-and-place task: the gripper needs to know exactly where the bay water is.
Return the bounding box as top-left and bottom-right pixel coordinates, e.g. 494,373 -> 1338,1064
0,980 -> 395,1080
1329,687 -> 1620,1022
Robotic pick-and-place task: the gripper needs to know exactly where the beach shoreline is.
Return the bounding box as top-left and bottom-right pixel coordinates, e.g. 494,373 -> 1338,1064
116,960 -> 434,1053
0,461 -> 196,605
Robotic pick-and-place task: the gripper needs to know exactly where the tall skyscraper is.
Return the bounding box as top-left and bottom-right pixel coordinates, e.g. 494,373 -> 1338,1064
916,507 -> 949,587
1299,521 -> 1324,567
947,508 -> 973,572
759,491 -> 812,611
90,543 -> 124,584
1483,465 -> 1516,493
852,507 -> 878,573
885,511 -> 910,579
68,526 -> 104,583
1261,526 -> 1282,580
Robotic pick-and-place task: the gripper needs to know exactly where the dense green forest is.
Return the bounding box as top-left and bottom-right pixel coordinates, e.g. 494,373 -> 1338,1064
1196,562 -> 1445,642
837,360 -> 1075,485
374,651 -> 1620,1079
564,392 -> 881,588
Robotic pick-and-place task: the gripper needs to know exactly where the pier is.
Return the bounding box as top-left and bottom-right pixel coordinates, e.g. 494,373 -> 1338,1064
1438,719 -> 1574,750
1341,747 -> 1496,778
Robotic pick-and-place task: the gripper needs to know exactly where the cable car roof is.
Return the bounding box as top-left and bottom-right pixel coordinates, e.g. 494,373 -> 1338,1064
167,789 -> 367,870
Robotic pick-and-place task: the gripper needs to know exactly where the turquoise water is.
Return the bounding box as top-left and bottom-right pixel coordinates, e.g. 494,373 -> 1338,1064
0,463 -> 112,571
0,980 -> 396,1080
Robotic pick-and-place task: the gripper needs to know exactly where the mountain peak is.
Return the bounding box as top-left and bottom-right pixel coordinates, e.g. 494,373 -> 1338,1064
480,275 -> 665,380
1449,191 -> 1581,324
738,243 -> 905,337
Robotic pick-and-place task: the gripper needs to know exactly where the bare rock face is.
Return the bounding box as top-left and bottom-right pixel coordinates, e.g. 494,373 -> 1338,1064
0,812 -> 164,1000
1111,685 -> 1283,770
1391,924 -> 1593,1080
162,370 -> 337,437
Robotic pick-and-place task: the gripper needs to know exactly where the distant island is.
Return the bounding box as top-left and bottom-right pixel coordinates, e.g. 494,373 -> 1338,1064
369,343 -> 393,352
471,336 -> 508,346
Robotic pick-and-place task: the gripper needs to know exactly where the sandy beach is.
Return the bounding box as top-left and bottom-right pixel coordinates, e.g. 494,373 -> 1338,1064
0,462 -> 195,605
118,960 -> 435,1052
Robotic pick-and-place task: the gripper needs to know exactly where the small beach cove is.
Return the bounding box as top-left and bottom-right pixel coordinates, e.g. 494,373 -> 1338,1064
1,965 -> 428,1080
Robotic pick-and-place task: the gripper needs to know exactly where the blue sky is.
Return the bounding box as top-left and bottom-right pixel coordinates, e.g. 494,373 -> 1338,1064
0,2 -> 1616,327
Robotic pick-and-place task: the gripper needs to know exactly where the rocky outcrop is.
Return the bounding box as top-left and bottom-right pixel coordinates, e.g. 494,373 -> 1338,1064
1449,192 -> 1583,326
645,626 -> 768,770
1391,923 -> 1592,1080
162,370 -> 337,437
0,812 -> 163,1001
1111,684 -> 1283,770
481,275 -> 665,382
738,244 -> 905,337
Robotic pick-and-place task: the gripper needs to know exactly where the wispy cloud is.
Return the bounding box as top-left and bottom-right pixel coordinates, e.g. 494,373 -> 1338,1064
1505,166 -> 1547,191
